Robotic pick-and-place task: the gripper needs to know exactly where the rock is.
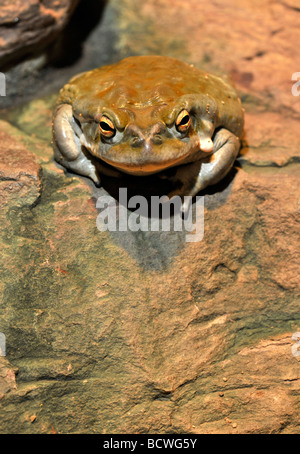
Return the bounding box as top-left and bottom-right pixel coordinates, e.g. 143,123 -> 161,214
0,0 -> 299,435
240,111 -> 300,167
0,358 -> 17,399
0,120 -> 41,210
116,0 -> 300,114
0,1 -> 117,109
0,123 -> 298,432
171,335 -> 300,434
0,0 -> 79,67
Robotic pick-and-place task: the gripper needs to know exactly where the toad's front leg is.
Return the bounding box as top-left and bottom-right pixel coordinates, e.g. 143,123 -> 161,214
181,128 -> 240,212
52,104 -> 101,186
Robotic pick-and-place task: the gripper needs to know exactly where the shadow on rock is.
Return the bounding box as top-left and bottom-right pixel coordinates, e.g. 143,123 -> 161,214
49,0 -> 109,68
59,160 -> 239,271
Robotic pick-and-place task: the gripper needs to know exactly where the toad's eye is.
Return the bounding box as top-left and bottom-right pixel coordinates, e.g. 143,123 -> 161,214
99,116 -> 116,138
175,109 -> 191,133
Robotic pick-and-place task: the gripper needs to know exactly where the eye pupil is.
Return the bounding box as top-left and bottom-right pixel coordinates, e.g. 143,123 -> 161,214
99,116 -> 116,137
100,121 -> 113,131
179,115 -> 190,126
176,109 -> 191,132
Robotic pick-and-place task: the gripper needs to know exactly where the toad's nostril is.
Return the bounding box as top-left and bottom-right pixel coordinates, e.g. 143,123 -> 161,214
125,124 -> 145,148
151,134 -> 163,145
150,122 -> 166,136
130,136 -> 144,148
149,122 -> 166,145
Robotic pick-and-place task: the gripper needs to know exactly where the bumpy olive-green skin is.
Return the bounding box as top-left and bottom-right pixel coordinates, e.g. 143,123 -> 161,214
56,56 -> 243,131
53,55 -> 244,193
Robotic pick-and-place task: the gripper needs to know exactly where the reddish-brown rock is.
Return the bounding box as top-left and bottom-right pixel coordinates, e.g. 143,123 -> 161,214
0,358 -> 17,399
0,0 -> 79,66
0,120 -> 41,210
116,0 -> 300,114
0,0 -> 299,435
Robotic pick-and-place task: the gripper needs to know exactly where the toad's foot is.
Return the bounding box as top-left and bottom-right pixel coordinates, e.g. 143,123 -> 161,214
52,104 -> 101,186
180,128 -> 240,213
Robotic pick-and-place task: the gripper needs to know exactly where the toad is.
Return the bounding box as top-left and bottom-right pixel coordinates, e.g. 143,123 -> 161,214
52,56 -> 244,205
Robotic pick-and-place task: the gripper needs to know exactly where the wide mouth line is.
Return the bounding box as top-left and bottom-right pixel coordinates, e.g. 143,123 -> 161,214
100,149 -> 194,173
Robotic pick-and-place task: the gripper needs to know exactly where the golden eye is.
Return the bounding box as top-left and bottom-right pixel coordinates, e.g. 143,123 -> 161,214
175,109 -> 191,133
99,116 -> 116,138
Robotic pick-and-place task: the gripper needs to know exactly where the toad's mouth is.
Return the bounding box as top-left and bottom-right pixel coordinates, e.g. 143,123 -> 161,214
99,151 -> 197,176
96,136 -> 209,175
